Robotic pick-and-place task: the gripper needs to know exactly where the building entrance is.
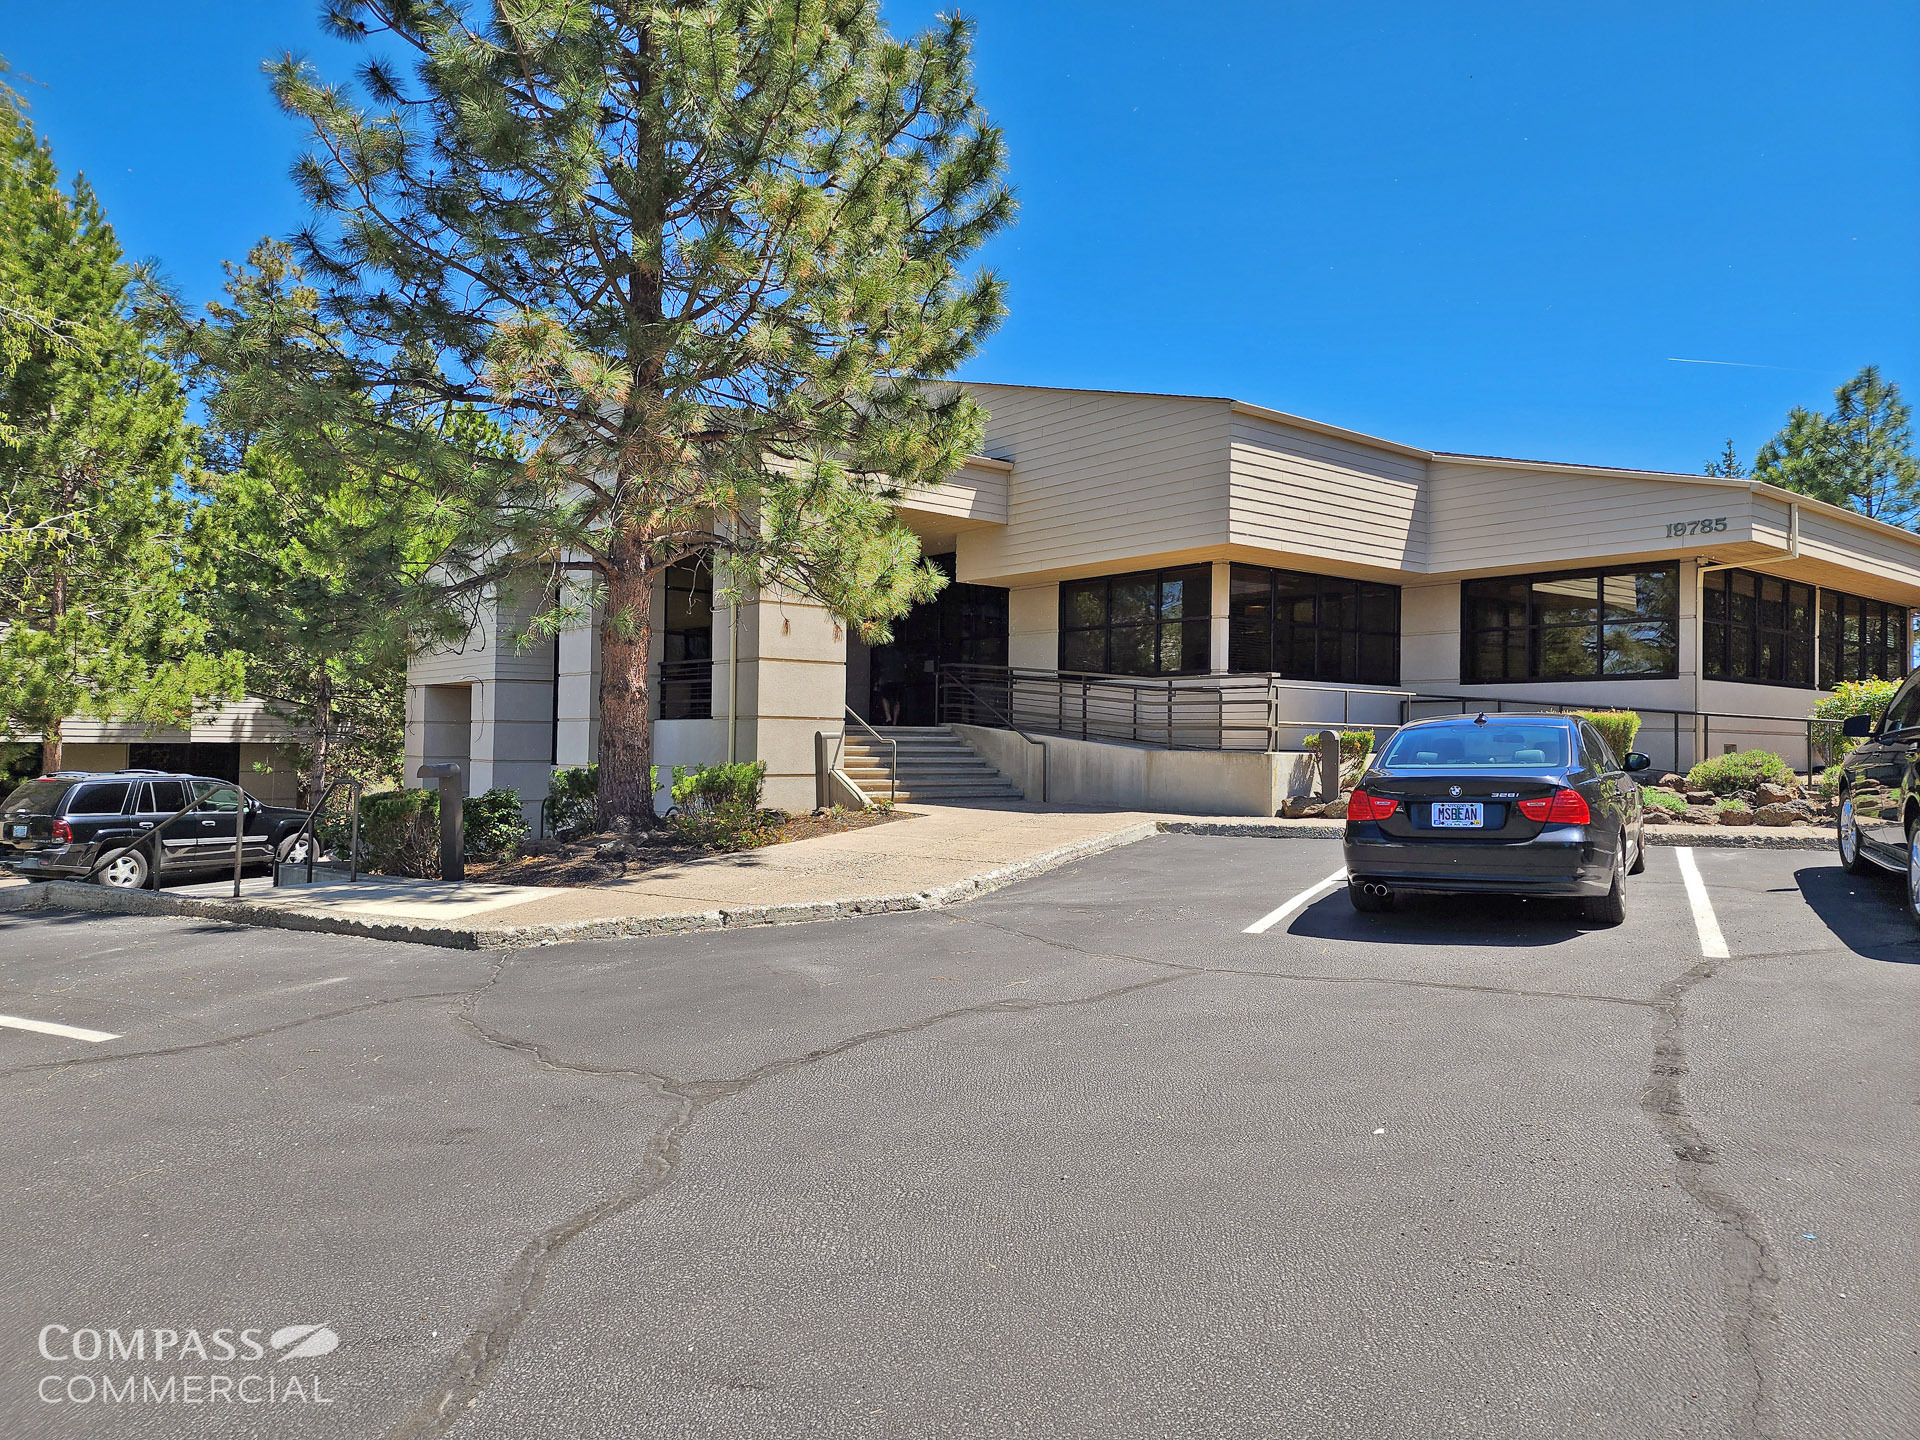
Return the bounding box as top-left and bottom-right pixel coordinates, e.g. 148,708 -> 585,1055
865,554 -> 1008,726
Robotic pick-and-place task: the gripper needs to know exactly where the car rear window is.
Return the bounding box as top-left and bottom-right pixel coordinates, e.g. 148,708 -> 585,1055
144,780 -> 189,813
1378,725 -> 1572,769
68,782 -> 134,815
1,778 -> 76,815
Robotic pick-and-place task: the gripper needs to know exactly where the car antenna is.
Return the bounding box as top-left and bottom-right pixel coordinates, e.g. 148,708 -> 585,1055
1473,711 -> 1488,726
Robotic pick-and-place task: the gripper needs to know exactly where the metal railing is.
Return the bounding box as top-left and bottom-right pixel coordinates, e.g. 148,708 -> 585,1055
840,704 -> 897,803
276,776 -> 363,887
937,664 -> 1412,755
660,659 -> 713,720
936,669 -> 1049,803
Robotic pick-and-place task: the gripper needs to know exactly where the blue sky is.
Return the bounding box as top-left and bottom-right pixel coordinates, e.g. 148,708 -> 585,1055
7,2 -> 1916,474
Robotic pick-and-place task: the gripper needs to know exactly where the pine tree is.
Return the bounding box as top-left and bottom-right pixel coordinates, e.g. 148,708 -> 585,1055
1753,366 -> 1920,528
1703,438 -> 1744,478
0,79 -> 241,770
212,0 -> 1014,824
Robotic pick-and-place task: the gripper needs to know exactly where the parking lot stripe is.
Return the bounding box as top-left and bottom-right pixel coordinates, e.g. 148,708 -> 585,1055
1244,867 -> 1349,935
1673,848 -> 1730,959
0,1014 -> 121,1043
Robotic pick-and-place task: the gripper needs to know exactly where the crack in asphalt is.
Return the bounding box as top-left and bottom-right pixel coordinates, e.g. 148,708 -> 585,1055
1642,956 -> 1779,1440
382,968 -> 1188,1440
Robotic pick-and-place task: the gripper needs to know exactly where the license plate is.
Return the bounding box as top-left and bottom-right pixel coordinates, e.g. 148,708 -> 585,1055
1431,802 -> 1484,828
10,824 -> 25,838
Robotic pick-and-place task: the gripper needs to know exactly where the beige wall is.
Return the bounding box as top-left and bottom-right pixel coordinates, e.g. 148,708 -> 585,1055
1008,584 -> 1057,670
727,588 -> 845,813
1228,408 -> 1427,571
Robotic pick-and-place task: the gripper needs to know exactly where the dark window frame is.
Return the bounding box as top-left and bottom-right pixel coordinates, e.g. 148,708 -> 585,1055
660,557 -> 714,720
1702,568 -> 1817,689
1226,563 -> 1401,686
1057,566 -> 1212,677
1460,564 -> 1680,683
1818,587 -> 1911,688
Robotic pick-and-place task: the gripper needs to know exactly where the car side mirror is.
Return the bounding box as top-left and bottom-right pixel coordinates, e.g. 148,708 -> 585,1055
1623,752 -> 1651,773
1841,714 -> 1875,738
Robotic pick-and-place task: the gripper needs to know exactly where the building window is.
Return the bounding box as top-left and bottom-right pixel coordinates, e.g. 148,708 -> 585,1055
1461,565 -> 1678,682
660,558 -> 713,719
1227,565 -> 1400,685
1703,570 -> 1815,687
1819,589 -> 1911,687
1058,566 -> 1210,676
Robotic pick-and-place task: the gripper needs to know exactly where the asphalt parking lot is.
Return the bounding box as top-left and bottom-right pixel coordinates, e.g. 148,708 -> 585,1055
1,836 -> 1915,1440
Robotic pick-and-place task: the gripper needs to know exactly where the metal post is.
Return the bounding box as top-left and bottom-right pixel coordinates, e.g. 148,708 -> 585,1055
348,781 -> 362,883
416,763 -> 465,883
1166,679 -> 1175,750
232,791 -> 245,898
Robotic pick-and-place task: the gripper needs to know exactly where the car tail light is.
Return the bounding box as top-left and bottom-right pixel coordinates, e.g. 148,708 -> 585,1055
1346,790 -> 1399,821
1517,789 -> 1591,824
50,818 -> 72,844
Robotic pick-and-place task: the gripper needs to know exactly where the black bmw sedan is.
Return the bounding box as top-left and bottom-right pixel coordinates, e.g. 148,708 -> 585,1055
1343,713 -> 1650,924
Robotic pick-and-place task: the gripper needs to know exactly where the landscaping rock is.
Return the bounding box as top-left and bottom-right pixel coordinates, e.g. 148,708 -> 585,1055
1683,807 -> 1716,824
1641,809 -> 1671,824
1318,801 -> 1350,819
1753,804 -> 1800,827
1280,794 -> 1323,819
1718,807 -> 1755,826
1754,783 -> 1797,806
1686,790 -> 1715,805
1655,772 -> 1687,789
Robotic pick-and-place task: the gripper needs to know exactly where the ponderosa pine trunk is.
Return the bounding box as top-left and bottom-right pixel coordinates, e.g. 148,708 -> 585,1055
305,669 -> 334,806
41,569 -> 66,773
596,532 -> 656,828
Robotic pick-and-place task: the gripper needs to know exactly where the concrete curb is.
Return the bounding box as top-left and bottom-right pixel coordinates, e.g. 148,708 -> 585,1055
7,821 -> 1164,951
1153,819 -> 1834,850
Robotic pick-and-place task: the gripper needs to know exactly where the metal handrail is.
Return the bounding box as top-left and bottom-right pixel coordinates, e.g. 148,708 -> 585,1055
277,776 -> 363,887
842,705 -> 897,804
935,670 -> 1049,803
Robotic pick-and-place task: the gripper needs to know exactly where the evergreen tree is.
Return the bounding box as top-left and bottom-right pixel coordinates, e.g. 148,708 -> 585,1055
1753,366 -> 1920,528
1703,438 -> 1744,478
178,242 -> 501,801
215,0 -> 1013,824
0,77 -> 240,770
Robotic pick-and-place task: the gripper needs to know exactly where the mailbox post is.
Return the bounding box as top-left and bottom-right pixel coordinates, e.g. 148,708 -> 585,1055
415,763 -> 465,883
1317,730 -> 1342,805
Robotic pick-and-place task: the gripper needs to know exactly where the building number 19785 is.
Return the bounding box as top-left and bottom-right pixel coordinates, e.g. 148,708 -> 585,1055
1665,516 -> 1727,537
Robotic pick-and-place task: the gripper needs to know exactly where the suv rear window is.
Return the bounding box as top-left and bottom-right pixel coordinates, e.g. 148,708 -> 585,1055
68,782 -> 134,815
2,778 -> 78,815
144,780 -> 189,813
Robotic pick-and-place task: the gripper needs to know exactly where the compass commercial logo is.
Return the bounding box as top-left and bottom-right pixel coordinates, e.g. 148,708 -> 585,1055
36,1323 -> 341,1406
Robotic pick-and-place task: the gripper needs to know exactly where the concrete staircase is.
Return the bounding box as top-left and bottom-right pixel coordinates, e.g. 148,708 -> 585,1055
840,725 -> 1025,804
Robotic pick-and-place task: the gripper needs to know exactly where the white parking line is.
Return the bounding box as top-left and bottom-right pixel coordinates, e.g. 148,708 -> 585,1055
1244,867 -> 1349,935
0,1013 -> 120,1043
1674,848 -> 1730,959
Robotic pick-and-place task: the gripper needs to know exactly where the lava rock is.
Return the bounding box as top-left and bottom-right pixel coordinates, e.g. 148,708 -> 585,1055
1753,804 -> 1800,827
1754,783 -> 1798,806
1718,807 -> 1755,825
1686,790 -> 1715,805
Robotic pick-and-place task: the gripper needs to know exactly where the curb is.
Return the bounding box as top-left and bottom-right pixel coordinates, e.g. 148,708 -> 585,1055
1153,819 -> 1833,850
7,822 -> 1164,951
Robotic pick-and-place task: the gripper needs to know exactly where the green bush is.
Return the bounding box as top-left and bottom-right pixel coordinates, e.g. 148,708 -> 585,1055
1308,729 -> 1378,785
355,788 -> 441,877
1643,788 -> 1689,815
1685,750 -> 1795,796
1810,678 -> 1902,765
667,761 -> 782,851
462,787 -> 529,861
1574,710 -> 1642,763
546,765 -> 599,838
1817,764 -> 1844,801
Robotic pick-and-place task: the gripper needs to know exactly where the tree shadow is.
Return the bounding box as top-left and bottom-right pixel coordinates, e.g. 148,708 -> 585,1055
1793,865 -> 1920,965
1286,890 -> 1593,948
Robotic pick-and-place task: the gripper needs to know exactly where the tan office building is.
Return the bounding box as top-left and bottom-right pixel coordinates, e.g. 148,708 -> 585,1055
405,384 -> 1920,818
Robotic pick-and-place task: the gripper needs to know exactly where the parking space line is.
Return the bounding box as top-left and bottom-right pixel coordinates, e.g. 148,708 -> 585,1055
0,1014 -> 121,1043
1244,867 -> 1349,935
1673,848 -> 1729,960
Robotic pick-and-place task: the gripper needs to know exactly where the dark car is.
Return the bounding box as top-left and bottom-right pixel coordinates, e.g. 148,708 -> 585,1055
0,771 -> 311,889
1342,713 -> 1650,924
1831,670 -> 1920,919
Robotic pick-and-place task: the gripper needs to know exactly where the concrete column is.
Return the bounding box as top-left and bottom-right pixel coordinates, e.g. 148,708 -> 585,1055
555,619 -> 599,770
733,586 -> 848,813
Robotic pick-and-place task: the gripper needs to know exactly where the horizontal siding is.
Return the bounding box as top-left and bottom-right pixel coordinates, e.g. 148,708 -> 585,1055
897,459 -> 1009,525
1227,412 -> 1428,569
957,385 -> 1232,580
1426,462 -> 1757,572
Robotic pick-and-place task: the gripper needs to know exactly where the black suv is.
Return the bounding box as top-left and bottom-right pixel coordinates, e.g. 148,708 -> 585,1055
0,771 -> 311,889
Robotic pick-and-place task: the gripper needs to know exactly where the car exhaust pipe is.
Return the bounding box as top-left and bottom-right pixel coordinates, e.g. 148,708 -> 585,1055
1362,882 -> 1390,897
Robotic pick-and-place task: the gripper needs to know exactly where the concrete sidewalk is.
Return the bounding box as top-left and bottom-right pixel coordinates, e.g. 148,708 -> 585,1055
3,801 -> 1832,948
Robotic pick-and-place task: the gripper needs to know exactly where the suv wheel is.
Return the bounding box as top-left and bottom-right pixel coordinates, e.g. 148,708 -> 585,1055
96,848 -> 150,890
278,832 -> 312,866
1838,793 -> 1876,875
1905,825 -> 1920,927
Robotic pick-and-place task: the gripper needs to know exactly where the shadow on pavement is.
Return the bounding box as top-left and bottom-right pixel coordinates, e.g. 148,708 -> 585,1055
1287,890 -> 1591,947
1794,864 -> 1920,965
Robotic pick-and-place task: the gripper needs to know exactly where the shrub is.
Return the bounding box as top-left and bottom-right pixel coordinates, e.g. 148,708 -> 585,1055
1574,709 -> 1642,763
1644,789 -> 1689,815
1308,729 -> 1378,785
355,788 -> 441,877
667,761 -> 782,851
462,787 -> 529,861
1686,750 -> 1795,796
1810,678 -> 1902,765
1817,764 -> 1844,801
546,765 -> 599,838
